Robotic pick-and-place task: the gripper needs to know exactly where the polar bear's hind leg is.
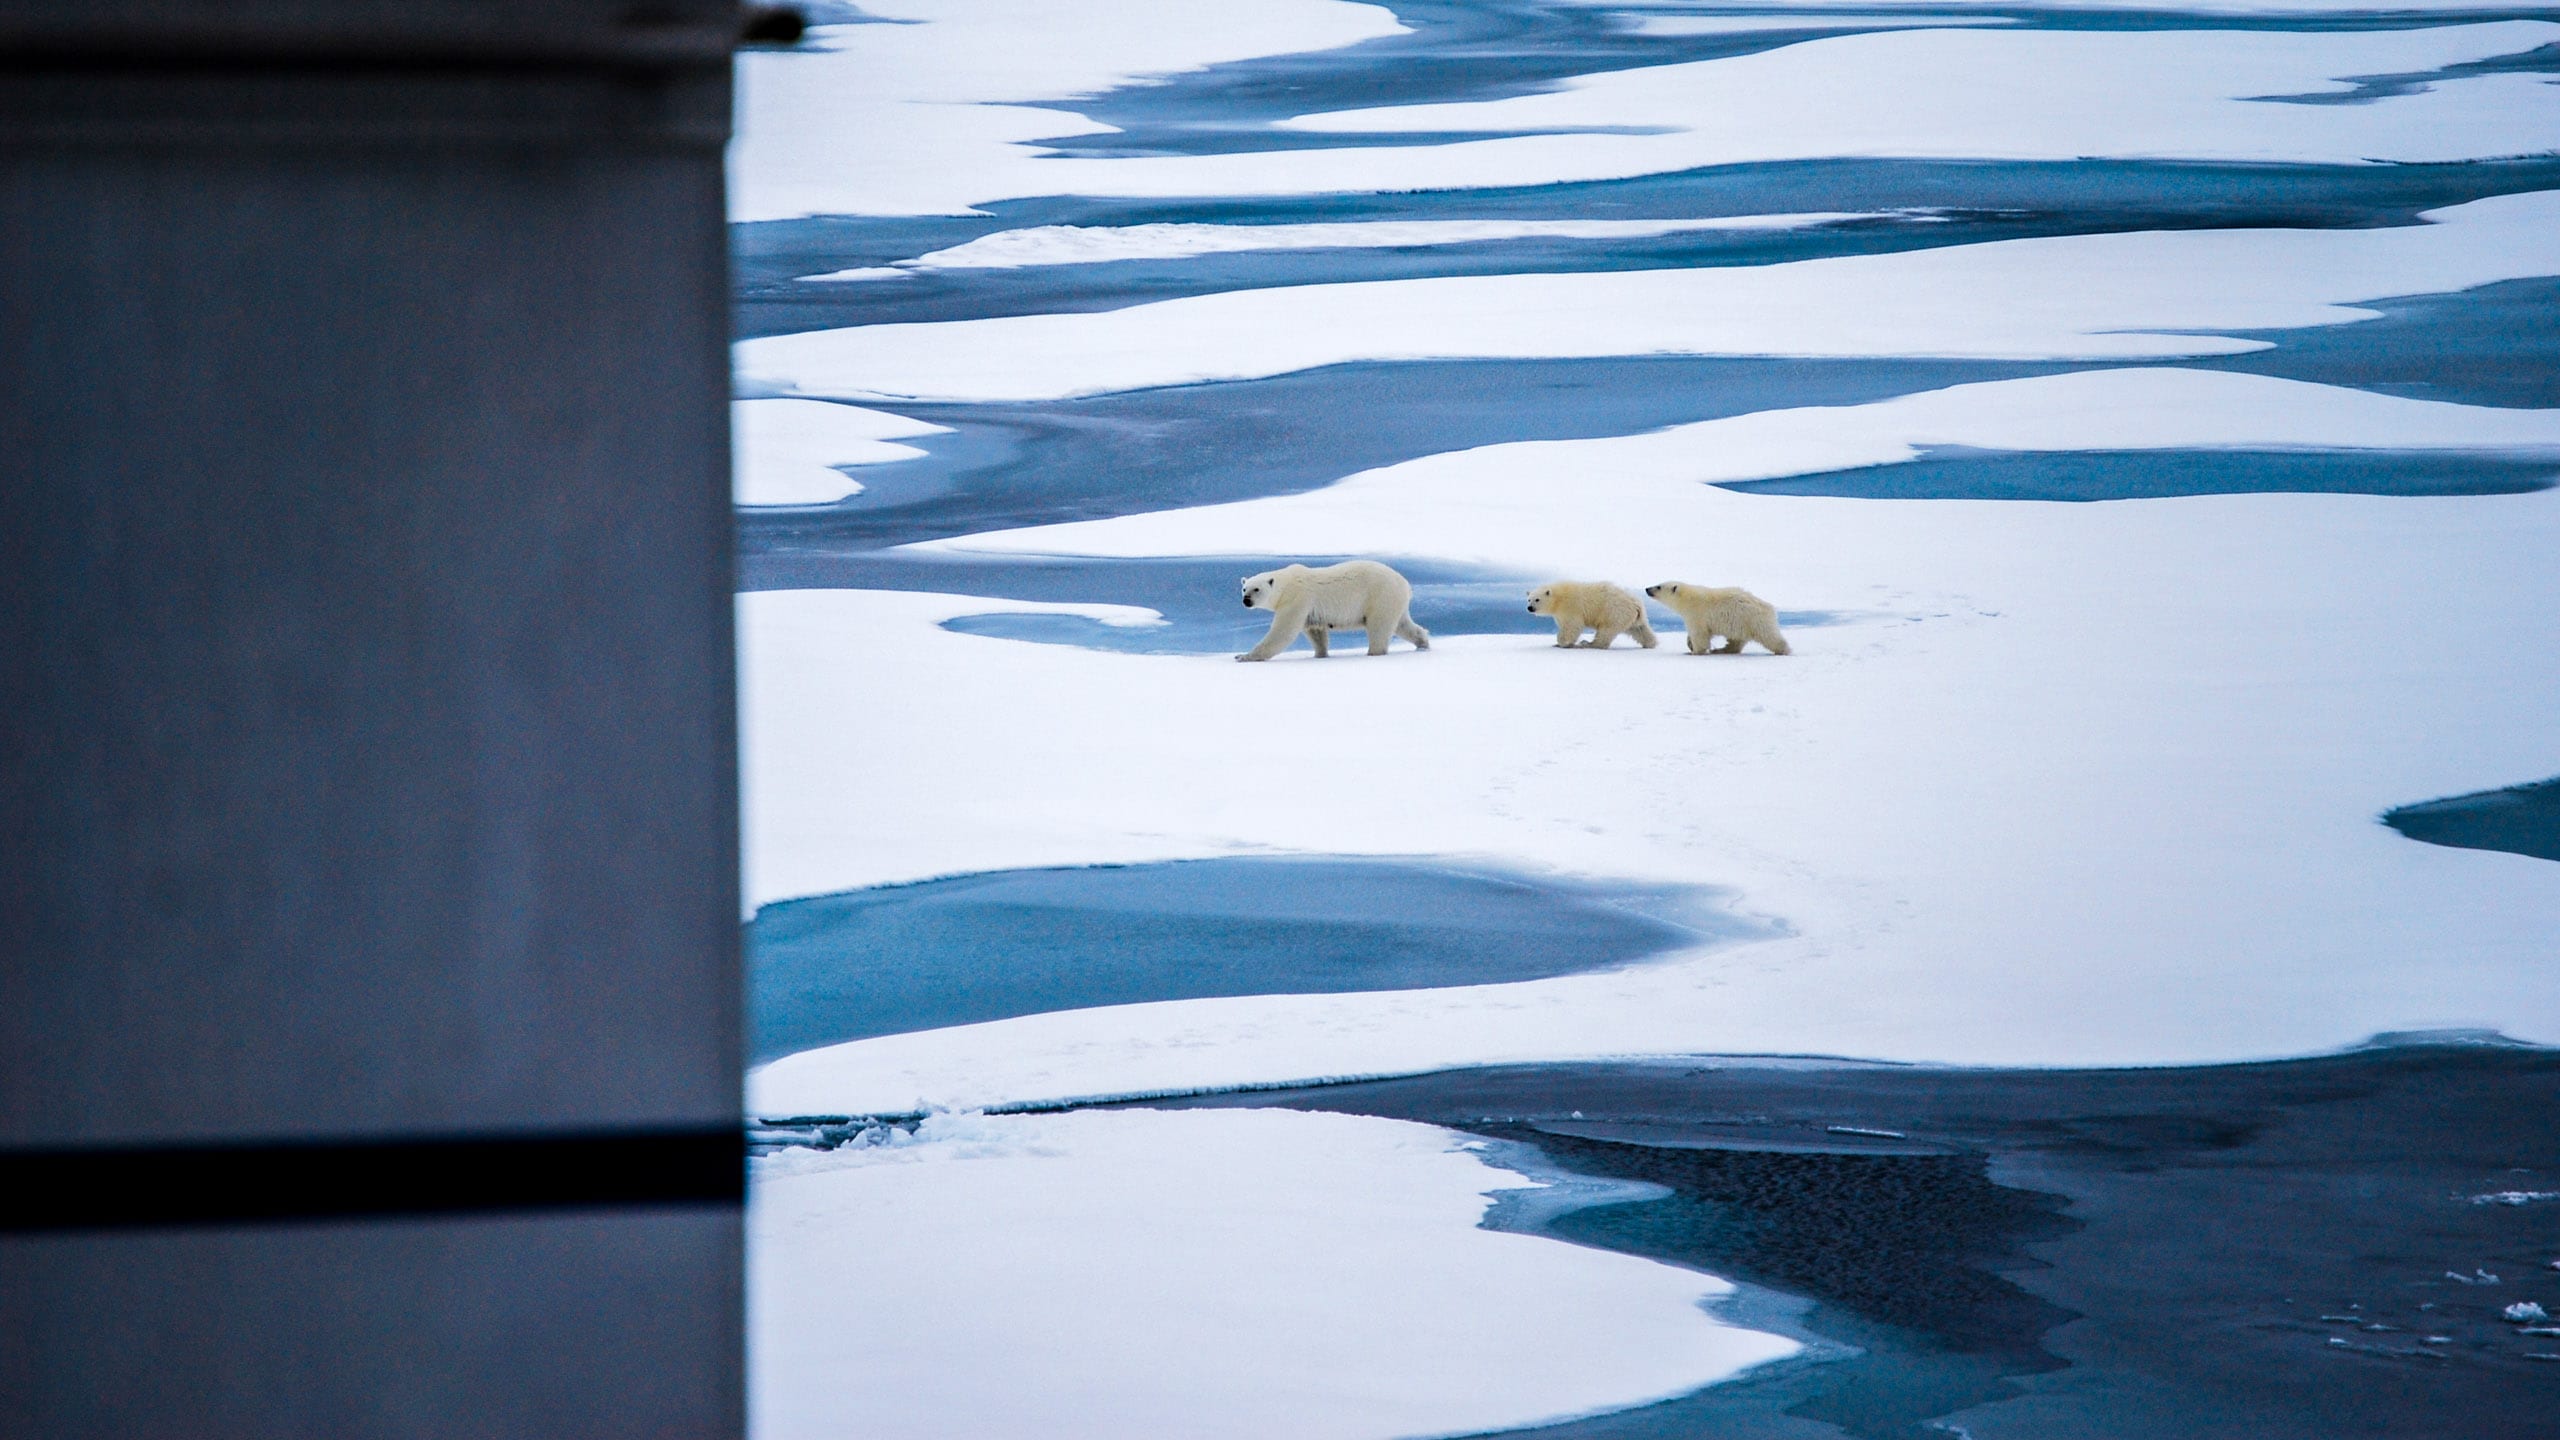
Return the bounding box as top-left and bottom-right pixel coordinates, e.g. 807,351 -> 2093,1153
1587,623 -> 1626,649
1305,624 -> 1331,658
1364,609 -> 1396,655
1631,617 -> 1659,649
1396,615 -> 1430,650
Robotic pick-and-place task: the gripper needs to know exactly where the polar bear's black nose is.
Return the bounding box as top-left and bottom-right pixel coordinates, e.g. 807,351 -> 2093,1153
1241,595 -> 1252,607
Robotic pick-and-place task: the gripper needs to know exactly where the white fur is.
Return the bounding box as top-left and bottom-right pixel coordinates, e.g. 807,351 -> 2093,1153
1527,581 -> 1658,650
1238,560 -> 1432,661
1645,582 -> 1791,656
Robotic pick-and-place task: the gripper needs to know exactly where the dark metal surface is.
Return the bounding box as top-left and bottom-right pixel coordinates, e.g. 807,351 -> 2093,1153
0,5 -> 754,1433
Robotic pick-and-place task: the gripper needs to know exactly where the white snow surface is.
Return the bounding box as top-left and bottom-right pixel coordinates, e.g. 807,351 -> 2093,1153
737,191 -> 2560,403
743,373 -> 2560,1112
737,589 -> 1164,918
730,0 -> 1405,220
735,13 -> 2560,217
731,398 -> 948,507
751,1107 -> 1796,1440
798,212 -> 1894,278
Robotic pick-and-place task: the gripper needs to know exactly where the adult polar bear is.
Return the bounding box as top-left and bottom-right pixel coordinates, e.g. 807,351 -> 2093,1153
1238,560 -> 1431,661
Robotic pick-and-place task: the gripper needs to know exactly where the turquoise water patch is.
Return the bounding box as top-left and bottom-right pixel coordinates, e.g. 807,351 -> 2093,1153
742,551 -> 1532,645
732,544 -> 1838,654
734,357 -> 2079,551
748,856 -> 1764,1063
736,210 -> 1999,335
1717,447 -> 2557,501
2251,37 -> 2560,106
935,568 -> 1539,654
2383,777 -> 2560,862
1033,0 -> 1866,159
2208,275 -> 2560,411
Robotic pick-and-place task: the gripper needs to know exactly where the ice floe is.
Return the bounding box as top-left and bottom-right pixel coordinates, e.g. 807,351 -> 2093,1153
750,1107 -> 1796,1440
732,398 -> 950,507
737,191 -> 2560,403
742,390 -> 2560,1109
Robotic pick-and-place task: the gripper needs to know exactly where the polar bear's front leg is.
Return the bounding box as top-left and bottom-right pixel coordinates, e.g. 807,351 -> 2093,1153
1686,628 -> 1713,656
1240,599 -> 1312,661
1586,624 -> 1627,649
1552,613 -> 1582,648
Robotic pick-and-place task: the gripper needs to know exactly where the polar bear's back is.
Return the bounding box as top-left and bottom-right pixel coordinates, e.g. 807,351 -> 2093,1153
1660,585 -> 1769,620
1544,580 -> 1644,629
1287,559 -> 1413,625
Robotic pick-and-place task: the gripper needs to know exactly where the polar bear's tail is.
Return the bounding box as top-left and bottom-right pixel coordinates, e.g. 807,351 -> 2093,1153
1397,616 -> 1431,650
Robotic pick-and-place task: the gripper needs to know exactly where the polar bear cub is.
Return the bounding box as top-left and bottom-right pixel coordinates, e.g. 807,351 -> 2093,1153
1645,582 -> 1791,655
1238,560 -> 1432,661
1527,581 -> 1657,649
